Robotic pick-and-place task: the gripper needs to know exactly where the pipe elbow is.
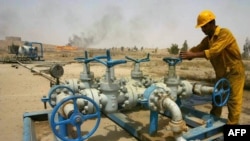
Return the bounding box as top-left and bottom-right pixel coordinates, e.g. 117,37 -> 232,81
162,98 -> 182,121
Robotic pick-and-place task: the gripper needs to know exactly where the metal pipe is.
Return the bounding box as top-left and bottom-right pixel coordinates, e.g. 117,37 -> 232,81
162,97 -> 187,141
175,135 -> 187,141
23,117 -> 37,141
17,61 -> 64,84
63,103 -> 74,118
192,83 -> 214,96
162,97 -> 182,122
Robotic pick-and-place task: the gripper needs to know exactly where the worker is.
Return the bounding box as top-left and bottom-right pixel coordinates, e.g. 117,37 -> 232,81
179,10 -> 245,125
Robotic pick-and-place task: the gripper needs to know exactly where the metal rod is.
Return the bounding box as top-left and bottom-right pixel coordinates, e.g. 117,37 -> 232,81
16,60 -> 64,84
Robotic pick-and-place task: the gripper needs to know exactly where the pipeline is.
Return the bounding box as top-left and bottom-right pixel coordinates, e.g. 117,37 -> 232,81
21,49 -> 229,141
47,52 -> 209,140
16,60 -> 64,85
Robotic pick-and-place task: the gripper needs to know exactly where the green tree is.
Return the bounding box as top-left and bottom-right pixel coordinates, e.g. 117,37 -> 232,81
180,40 -> 188,51
121,46 -> 124,52
141,46 -> 144,51
155,47 -> 158,53
133,46 -> 138,51
242,37 -> 250,59
168,44 -> 179,55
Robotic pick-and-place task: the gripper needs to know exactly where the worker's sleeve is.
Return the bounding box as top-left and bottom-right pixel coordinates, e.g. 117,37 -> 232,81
189,37 -> 209,53
204,28 -> 235,60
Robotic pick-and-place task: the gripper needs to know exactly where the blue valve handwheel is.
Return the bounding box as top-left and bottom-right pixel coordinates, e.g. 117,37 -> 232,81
163,57 -> 182,66
94,49 -> 127,68
212,78 -> 231,107
48,85 -> 75,108
50,95 -> 101,141
125,53 -> 150,63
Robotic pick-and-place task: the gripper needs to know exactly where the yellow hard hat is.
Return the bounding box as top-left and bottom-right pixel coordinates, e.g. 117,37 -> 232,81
195,10 -> 216,28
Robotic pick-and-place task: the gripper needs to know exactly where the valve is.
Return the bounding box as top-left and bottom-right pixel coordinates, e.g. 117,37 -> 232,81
125,53 -> 151,82
94,49 -> 127,68
212,78 -> 231,107
93,49 -> 127,113
74,51 -> 106,79
74,51 -> 107,64
48,85 -> 75,108
162,57 -> 182,79
125,53 -> 150,63
74,51 -> 93,63
74,51 -> 107,88
163,57 -> 182,66
93,49 -> 127,83
50,95 -> 101,141
162,57 -> 182,99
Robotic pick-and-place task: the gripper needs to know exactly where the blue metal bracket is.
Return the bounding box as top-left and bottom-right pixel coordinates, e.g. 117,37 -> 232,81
180,106 -> 226,140
23,110 -> 52,141
149,111 -> 158,135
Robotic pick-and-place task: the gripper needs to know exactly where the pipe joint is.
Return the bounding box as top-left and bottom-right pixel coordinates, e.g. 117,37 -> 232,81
168,120 -> 188,134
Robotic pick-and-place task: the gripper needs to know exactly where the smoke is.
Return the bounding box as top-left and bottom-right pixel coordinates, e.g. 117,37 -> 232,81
68,6 -> 123,48
0,4 -> 20,38
66,1 -> 180,49
1,0 -> 249,50
0,1 -> 192,48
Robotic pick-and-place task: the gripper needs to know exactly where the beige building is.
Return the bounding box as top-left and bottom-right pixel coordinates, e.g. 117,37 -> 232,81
0,36 -> 23,52
0,36 -> 57,52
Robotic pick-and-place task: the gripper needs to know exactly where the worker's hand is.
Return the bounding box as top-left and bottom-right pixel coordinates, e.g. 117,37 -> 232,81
179,51 -> 194,60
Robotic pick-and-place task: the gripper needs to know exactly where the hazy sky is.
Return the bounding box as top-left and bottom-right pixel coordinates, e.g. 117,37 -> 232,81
1,0 -> 249,51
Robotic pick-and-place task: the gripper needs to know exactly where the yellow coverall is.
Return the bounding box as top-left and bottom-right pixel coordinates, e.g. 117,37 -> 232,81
190,26 -> 245,124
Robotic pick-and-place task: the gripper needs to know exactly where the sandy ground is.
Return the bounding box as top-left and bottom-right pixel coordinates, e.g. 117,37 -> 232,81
0,60 -> 250,141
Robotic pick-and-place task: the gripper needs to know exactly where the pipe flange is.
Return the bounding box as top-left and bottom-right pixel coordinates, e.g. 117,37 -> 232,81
147,87 -> 171,112
168,120 -> 188,134
48,85 -> 74,108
